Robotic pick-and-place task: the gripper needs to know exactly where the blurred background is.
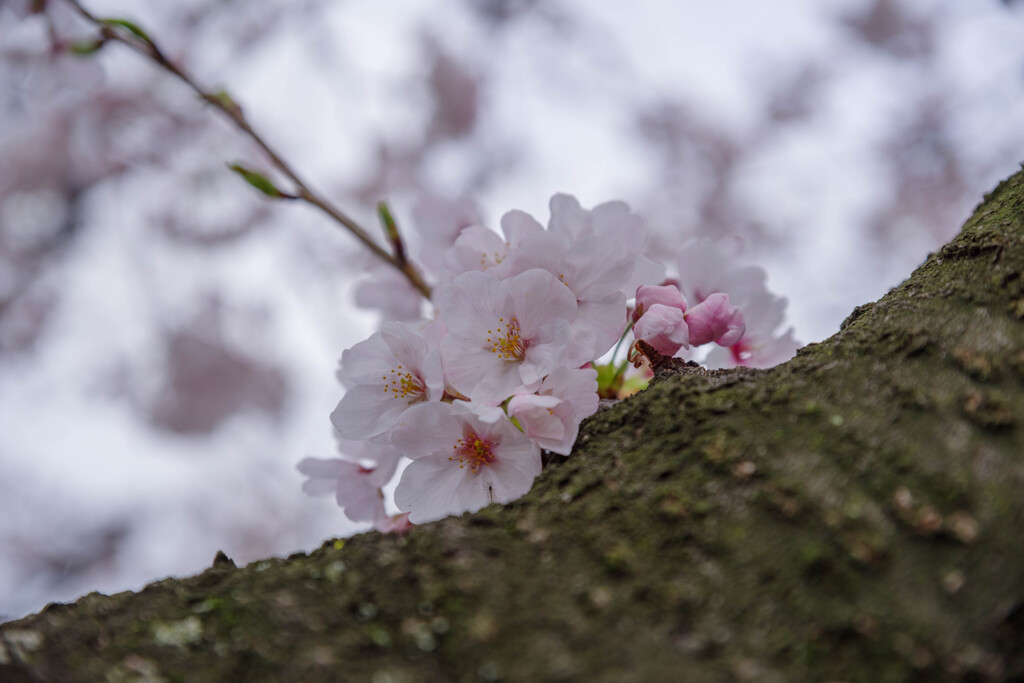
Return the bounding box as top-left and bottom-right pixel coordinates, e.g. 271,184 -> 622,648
1,0 -> 1022,621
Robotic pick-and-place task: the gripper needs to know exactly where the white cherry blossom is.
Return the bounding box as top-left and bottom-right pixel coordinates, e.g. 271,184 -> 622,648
675,238 -> 767,310
444,209 -> 543,281
392,402 -> 541,523
331,322 -> 444,441
506,230 -> 630,365
297,437 -> 405,531
438,268 -> 577,401
547,193 -> 665,295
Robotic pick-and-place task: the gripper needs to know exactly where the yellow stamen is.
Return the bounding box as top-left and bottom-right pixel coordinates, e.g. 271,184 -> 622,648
487,317 -> 527,362
382,366 -> 426,402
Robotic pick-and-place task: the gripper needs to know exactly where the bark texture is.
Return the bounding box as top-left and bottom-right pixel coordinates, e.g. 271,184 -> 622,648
3,168 -> 1024,682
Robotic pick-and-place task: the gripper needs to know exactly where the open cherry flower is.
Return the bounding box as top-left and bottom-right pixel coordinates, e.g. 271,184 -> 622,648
331,322 -> 445,442
391,402 -> 541,524
444,209 -> 544,281
546,193 -> 665,295
297,437 -> 408,532
504,230 -> 633,367
438,268 -> 578,401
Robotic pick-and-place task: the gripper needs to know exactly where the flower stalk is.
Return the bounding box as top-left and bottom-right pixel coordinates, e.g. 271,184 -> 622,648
64,0 -> 432,300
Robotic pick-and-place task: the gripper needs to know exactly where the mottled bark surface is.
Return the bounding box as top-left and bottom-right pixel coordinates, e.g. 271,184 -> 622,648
3,168 -> 1024,682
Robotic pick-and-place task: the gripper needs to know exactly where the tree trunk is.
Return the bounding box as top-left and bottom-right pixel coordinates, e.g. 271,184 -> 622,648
3,168 -> 1024,683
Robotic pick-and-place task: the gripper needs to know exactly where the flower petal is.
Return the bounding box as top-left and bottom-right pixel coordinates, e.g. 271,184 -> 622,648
500,209 -> 544,244
572,291 -> 627,361
330,384 -> 410,441
563,235 -> 635,299
518,318 -> 571,386
391,402 -> 465,459
394,455 -> 468,524
437,270 -> 510,338
507,268 -> 577,339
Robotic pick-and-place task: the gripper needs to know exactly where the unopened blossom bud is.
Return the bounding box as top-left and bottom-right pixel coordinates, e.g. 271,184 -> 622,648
633,304 -> 690,356
684,293 -> 745,347
634,284 -> 687,322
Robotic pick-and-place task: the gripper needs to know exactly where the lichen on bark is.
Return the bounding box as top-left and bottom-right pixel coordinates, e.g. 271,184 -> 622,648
3,167 -> 1024,682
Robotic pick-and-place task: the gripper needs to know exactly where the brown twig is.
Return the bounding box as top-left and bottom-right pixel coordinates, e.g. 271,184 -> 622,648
64,0 -> 432,299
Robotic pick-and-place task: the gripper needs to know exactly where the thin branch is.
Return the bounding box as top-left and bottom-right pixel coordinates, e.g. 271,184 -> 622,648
64,0 -> 432,299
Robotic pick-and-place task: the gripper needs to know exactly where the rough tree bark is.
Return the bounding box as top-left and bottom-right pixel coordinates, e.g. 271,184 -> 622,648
3,168 -> 1024,682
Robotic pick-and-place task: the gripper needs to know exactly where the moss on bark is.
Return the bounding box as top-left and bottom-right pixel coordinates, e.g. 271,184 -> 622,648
3,168 -> 1024,682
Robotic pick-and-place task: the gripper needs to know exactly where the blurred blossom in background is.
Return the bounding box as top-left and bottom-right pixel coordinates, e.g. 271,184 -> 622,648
1,0 -> 1022,620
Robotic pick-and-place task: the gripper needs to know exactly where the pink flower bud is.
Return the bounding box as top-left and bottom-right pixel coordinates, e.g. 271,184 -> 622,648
633,303 -> 690,356
634,284 -> 687,321
684,293 -> 746,347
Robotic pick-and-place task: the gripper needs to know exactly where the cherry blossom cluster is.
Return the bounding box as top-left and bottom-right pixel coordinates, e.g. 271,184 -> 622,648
299,195 -> 795,530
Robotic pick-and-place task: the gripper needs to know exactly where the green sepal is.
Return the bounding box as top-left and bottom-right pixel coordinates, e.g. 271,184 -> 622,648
228,164 -> 282,198
595,362 -> 621,399
69,40 -> 105,56
377,201 -> 399,241
102,18 -> 150,42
